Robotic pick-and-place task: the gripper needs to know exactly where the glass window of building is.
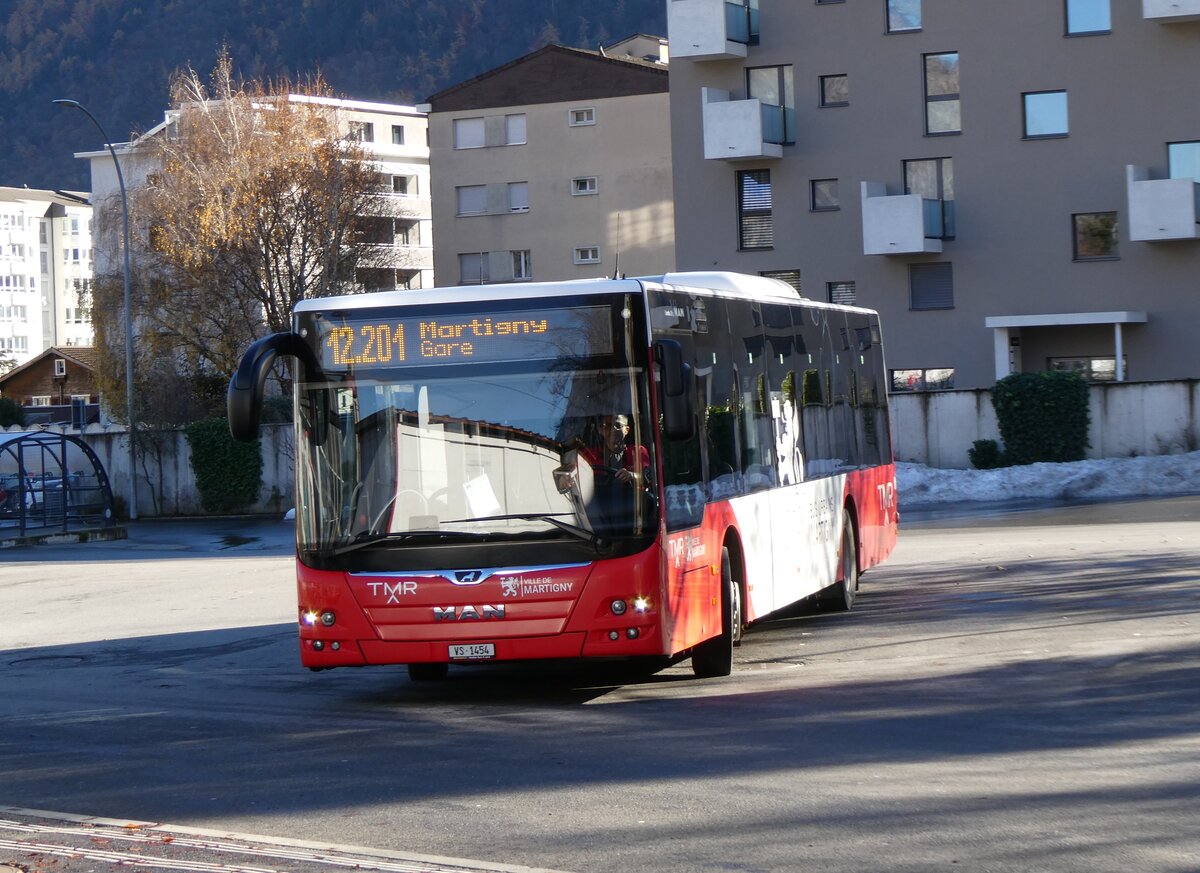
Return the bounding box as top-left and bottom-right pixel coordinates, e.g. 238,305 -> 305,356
1066,0 -> 1111,34
1023,91 -> 1069,138
887,0 -> 921,33
810,179 -> 840,211
924,53 -> 960,135
1168,141 -> 1200,181
1073,212 -> 1119,259
748,66 -> 795,145
737,169 -> 774,250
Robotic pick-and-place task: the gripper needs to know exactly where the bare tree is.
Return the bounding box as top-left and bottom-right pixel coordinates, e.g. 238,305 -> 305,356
91,51 -> 402,421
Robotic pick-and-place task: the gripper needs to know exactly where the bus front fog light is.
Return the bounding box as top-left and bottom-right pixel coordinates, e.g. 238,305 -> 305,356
626,628 -> 639,640
320,611 -> 336,627
608,630 -> 620,641
632,596 -> 651,613
312,640 -> 325,652
331,641 -> 341,651
610,599 -> 627,616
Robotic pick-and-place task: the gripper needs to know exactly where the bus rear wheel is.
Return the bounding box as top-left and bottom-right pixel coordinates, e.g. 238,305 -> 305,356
819,510 -> 858,612
692,547 -> 742,678
407,662 -> 449,681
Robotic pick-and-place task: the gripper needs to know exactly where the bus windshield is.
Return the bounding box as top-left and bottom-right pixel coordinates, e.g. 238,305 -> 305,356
292,295 -> 658,562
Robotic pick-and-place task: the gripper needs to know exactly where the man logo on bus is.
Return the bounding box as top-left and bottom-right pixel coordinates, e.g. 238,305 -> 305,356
433,605 -> 506,621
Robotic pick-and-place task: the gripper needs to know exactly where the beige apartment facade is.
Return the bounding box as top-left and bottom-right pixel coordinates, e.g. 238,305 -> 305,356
667,0 -> 1200,392
426,44 -> 675,287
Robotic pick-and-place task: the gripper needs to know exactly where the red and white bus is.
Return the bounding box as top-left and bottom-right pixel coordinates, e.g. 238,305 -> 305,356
228,271 -> 898,679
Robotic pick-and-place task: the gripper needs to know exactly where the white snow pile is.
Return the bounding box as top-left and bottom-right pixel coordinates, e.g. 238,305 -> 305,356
897,451 -> 1200,507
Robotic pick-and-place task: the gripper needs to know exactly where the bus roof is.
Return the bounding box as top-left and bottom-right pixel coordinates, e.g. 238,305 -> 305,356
294,272 -> 877,316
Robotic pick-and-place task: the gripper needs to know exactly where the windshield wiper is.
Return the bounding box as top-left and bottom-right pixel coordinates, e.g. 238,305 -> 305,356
442,513 -> 602,546
326,529 -> 495,557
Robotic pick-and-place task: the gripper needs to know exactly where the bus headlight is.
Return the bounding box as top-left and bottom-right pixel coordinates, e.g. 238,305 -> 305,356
632,596 -> 651,613
610,599 -> 627,615
302,611 -> 319,626
320,611 -> 337,627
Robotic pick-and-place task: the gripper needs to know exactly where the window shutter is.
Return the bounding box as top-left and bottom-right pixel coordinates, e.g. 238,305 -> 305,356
910,263 -> 954,310
738,169 -> 773,249
453,117 -> 485,149
456,185 -> 487,215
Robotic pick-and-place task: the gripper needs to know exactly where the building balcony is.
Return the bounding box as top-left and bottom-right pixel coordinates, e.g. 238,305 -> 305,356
669,0 -> 757,61
861,182 -> 945,255
1143,0 -> 1200,21
1126,165 -> 1200,240
702,89 -> 784,161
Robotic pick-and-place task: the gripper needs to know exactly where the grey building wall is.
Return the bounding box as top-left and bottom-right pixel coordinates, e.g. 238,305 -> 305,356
668,0 -> 1200,390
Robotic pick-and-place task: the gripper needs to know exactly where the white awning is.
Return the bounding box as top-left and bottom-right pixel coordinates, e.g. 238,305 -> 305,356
985,311 -> 1148,328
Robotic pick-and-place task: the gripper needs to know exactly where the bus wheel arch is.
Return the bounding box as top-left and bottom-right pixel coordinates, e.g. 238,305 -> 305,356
691,531 -> 745,678
818,504 -> 859,612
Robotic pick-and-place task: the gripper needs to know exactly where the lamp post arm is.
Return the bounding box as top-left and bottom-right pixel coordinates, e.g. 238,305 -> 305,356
53,98 -> 139,520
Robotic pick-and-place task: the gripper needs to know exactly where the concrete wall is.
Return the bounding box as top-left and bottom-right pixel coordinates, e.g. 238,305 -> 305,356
892,380 -> 1200,468
1,422 -> 294,517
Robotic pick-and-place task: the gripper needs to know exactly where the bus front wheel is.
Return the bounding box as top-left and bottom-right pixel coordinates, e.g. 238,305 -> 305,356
691,547 -> 742,678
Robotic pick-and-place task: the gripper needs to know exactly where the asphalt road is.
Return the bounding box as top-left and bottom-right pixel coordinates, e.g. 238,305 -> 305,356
2,499 -> 1198,872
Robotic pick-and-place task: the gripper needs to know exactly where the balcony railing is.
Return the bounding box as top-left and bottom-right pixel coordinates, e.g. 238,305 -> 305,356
758,103 -> 794,146
669,0 -> 756,61
702,89 -> 784,160
1126,164 -> 1200,240
861,183 -> 944,255
1143,0 -> 1200,21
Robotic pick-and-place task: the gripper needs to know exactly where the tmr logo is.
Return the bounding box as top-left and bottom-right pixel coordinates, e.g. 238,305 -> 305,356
433,604 -> 506,622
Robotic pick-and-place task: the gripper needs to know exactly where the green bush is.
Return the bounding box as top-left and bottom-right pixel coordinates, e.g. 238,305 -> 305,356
990,371 -> 1090,466
0,396 -> 23,427
185,416 -> 263,513
968,438 -> 1007,470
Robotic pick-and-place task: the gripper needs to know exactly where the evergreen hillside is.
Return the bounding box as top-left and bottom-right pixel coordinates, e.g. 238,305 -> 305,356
0,0 -> 665,191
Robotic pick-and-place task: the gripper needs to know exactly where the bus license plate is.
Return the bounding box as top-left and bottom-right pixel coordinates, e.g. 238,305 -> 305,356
449,643 -> 495,660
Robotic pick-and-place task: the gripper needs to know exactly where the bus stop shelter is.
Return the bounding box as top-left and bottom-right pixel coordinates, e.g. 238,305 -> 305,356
0,431 -> 116,537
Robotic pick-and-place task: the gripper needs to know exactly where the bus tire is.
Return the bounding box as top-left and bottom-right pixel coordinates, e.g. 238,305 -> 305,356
407,662 -> 449,681
819,510 -> 858,612
692,547 -> 741,678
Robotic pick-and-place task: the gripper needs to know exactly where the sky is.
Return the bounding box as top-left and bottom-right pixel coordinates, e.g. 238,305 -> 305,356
897,451 -> 1200,508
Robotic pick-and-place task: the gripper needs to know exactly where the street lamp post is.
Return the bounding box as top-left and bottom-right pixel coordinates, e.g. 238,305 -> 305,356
53,98 -> 138,521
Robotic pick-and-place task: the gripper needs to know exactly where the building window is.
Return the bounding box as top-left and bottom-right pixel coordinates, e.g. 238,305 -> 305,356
887,0 -> 921,33
827,281 -> 856,305
512,250 -> 532,280
810,178 -> 840,211
1073,212 -> 1119,260
747,65 -> 795,145
1049,356 -> 1122,381
574,246 -> 601,265
455,185 -> 487,216
890,368 -> 955,392
391,124 -> 405,145
31,395 -> 51,406
453,117 -> 485,149
1023,90 -> 1069,138
760,270 -> 802,293
737,169 -> 773,250
348,121 -> 374,143
569,107 -> 596,126
1065,0 -> 1111,34
924,53 -> 960,135
909,262 -> 954,310
819,75 -> 848,108
459,252 -> 489,284
572,176 -> 599,196
508,181 -> 529,212
1168,141 -> 1200,181
506,114 -> 527,145
904,157 -> 955,239
392,175 -> 415,196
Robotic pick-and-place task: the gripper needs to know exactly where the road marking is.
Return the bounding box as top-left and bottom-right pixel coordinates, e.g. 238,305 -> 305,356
0,812 -> 573,873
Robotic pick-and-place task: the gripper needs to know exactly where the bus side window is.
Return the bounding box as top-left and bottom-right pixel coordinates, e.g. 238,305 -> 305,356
728,300 -> 774,493
654,292 -> 706,531
764,303 -> 801,486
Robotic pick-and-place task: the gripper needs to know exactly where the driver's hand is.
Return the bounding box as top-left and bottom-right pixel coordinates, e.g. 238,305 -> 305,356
615,468 -> 638,485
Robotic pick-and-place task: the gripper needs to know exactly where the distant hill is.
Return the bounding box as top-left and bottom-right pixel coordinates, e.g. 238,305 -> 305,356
0,0 -> 665,191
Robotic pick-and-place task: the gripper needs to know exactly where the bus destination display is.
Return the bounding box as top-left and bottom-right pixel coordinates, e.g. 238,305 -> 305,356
320,306 -> 612,368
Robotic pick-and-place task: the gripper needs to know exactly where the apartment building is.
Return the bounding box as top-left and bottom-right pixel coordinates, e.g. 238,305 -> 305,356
425,41 -> 675,287
79,96 -> 433,292
667,0 -> 1200,391
0,186 -> 93,369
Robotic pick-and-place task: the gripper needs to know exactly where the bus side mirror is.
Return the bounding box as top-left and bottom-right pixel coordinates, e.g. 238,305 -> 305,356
654,339 -> 695,441
228,331 -> 318,441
